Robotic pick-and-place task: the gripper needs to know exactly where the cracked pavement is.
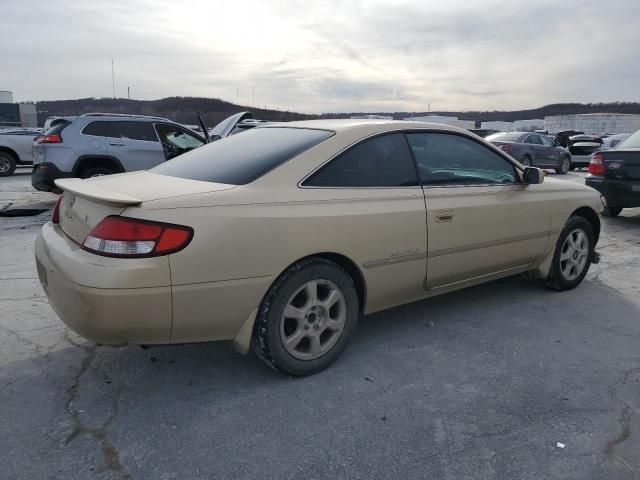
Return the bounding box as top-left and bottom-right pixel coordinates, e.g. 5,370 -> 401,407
1,170 -> 639,479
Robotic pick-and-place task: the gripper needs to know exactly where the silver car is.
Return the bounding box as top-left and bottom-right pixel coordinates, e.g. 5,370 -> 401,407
487,132 -> 572,174
31,114 -> 206,192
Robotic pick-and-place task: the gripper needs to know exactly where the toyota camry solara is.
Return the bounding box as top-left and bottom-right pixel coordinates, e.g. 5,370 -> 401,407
35,120 -> 603,375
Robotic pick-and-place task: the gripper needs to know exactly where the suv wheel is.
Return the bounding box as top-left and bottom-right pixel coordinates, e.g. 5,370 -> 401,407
0,152 -> 16,177
546,216 -> 595,291
252,258 -> 359,376
79,166 -> 116,178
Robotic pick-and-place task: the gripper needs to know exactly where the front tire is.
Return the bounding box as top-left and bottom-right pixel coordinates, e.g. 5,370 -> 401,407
556,156 -> 571,174
0,152 -> 17,177
252,258 -> 359,376
546,216 -> 595,291
520,156 -> 532,167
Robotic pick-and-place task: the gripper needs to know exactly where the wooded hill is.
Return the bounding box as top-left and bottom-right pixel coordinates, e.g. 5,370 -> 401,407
35,97 -> 640,127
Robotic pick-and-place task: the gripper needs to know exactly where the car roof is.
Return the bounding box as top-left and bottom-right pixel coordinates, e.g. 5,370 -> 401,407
265,118 -> 472,135
79,113 -> 174,122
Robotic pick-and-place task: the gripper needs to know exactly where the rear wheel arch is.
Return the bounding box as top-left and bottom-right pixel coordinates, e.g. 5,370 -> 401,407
0,147 -> 19,162
269,253 -> 367,313
73,156 -> 125,177
570,206 -> 600,244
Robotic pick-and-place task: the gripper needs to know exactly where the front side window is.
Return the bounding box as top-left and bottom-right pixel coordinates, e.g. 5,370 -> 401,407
108,121 -> 158,142
152,127 -> 333,184
406,133 -> 518,185
155,124 -> 205,160
524,134 -> 542,145
304,133 -> 418,187
540,135 -> 554,147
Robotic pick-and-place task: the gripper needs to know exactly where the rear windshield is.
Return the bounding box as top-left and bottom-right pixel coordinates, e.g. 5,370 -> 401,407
485,132 -> 525,142
151,127 -> 334,185
618,129 -> 640,149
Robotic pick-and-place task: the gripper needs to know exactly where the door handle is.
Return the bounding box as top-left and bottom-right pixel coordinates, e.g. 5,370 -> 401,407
435,211 -> 454,223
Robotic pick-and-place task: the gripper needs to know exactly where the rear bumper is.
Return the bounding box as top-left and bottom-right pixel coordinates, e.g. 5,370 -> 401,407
35,223 -> 172,345
586,175 -> 640,208
571,155 -> 591,167
31,163 -> 71,192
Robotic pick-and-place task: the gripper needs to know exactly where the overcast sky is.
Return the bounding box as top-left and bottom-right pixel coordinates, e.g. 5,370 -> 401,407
2,0 -> 639,113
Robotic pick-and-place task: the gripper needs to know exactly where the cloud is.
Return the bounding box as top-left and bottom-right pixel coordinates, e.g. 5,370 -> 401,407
1,0 -> 639,113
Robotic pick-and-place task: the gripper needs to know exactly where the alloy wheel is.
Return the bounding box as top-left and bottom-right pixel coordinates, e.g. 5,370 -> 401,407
280,279 -> 347,360
559,228 -> 589,281
0,157 -> 10,173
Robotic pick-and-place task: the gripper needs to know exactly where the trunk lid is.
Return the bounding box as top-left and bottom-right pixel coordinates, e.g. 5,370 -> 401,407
601,149 -> 640,180
54,171 -> 235,244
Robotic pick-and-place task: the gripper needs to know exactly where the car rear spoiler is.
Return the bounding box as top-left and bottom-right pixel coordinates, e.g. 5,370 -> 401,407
54,178 -> 142,206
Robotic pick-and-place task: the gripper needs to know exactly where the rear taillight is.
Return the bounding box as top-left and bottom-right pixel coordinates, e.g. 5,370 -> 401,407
588,152 -> 605,175
498,144 -> 512,153
36,134 -> 62,144
51,195 -> 63,224
82,216 -> 193,258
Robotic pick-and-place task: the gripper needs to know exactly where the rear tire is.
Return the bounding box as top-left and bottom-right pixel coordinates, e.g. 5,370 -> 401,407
0,152 -> 17,177
545,216 -> 595,291
79,166 -> 116,179
556,156 -> 571,174
602,205 -> 623,217
252,258 -> 359,376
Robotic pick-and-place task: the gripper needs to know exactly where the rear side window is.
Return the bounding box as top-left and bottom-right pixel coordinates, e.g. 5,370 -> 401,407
107,121 -> 158,142
151,127 -> 333,185
304,133 -> 418,187
82,121 -> 109,137
619,130 -> 640,148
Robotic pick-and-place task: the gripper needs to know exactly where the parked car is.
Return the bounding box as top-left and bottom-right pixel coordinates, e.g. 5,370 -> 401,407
36,120 -> 602,376
585,129 -> 640,216
486,131 -> 572,174
554,130 -> 584,148
43,116 -> 77,131
567,134 -> 603,170
31,113 -> 207,192
0,128 -> 43,176
600,133 -> 630,150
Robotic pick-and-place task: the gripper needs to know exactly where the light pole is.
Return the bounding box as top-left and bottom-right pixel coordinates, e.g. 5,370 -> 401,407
111,58 -> 116,99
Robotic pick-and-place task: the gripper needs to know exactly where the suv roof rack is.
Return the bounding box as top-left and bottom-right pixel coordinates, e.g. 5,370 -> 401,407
81,113 -> 173,122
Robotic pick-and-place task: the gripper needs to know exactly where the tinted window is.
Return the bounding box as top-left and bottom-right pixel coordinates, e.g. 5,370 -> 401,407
406,133 -> 518,185
82,121 -> 109,137
486,132 -> 525,142
304,133 -> 418,187
108,121 -> 158,142
152,127 -> 333,185
524,134 -> 542,145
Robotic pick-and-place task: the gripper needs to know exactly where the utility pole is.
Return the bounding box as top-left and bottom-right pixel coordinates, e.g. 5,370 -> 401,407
111,58 -> 116,99
127,86 -> 130,99
252,86 -> 255,108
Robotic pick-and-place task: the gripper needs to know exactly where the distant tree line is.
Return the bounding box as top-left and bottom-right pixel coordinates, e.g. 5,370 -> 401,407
35,96 -> 317,127
35,97 -> 640,127
322,102 -> 640,122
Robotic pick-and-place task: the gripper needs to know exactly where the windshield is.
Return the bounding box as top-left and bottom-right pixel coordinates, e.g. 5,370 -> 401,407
485,132 -> 524,142
151,127 -> 334,185
617,129 -> 640,149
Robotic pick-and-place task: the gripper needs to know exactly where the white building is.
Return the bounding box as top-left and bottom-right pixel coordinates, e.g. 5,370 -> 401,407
0,90 -> 14,103
350,114 -> 394,120
405,115 -> 474,130
481,121 -> 514,132
544,113 -> 640,135
513,119 -> 545,131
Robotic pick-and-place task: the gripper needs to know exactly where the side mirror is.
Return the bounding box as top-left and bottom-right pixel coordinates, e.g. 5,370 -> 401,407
523,167 -> 544,184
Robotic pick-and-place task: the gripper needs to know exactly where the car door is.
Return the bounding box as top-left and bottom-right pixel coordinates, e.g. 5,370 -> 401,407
406,132 -> 551,290
539,134 -> 561,165
154,123 -> 205,161
106,121 -> 165,170
302,132 -> 427,312
523,134 -> 547,165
